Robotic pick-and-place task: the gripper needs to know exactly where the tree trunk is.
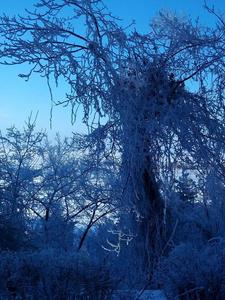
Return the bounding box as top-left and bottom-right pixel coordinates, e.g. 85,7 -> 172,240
134,153 -> 165,282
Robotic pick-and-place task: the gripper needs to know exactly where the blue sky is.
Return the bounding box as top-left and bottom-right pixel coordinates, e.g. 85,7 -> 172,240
0,0 -> 224,137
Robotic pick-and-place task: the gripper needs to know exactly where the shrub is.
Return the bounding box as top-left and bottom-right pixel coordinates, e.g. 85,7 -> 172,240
0,249 -> 115,299
153,239 -> 225,299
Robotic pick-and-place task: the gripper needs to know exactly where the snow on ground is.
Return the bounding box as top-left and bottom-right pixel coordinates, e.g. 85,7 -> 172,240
112,289 -> 167,299
138,290 -> 167,299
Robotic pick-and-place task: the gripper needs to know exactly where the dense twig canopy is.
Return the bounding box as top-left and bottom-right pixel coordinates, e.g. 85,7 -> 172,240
0,1 -> 224,126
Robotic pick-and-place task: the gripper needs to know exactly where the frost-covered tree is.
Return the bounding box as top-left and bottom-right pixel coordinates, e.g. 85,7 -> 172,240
0,117 -> 45,250
0,120 -> 116,251
0,0 -> 224,282
31,134 -> 117,249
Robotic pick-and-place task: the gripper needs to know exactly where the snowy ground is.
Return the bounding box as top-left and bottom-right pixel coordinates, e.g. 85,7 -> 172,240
112,289 -> 167,299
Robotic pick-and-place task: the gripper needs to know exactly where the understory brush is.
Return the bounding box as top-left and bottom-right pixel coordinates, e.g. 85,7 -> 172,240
0,249 -> 116,299
154,239 -> 225,300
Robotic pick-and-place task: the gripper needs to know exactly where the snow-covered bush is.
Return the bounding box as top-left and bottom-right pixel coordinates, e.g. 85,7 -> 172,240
0,215 -> 28,251
0,249 -> 115,299
154,240 -> 225,299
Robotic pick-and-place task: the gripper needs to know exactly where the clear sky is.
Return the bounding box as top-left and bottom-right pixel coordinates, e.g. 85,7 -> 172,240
0,0 -> 224,137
